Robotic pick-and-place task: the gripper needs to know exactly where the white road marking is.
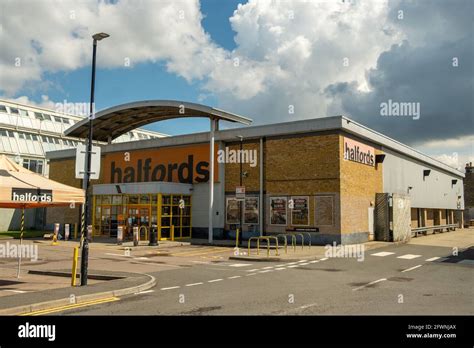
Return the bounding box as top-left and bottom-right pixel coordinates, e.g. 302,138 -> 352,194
228,276 -> 241,279
228,263 -> 252,267
191,260 -> 211,264
320,258 -> 329,261
309,260 -> 319,264
299,303 -> 318,309
262,266 -> 274,269
397,254 -> 422,260
246,269 -> 259,272
135,290 -> 154,295
208,279 -> 223,283
298,260 -> 308,263
105,252 -> 131,257
285,262 -> 298,265
2,289 -> 28,293
401,265 -> 423,273
246,273 -> 257,276
275,264 -> 286,267
134,257 -> 150,260
370,252 -> 395,257
259,270 -> 273,273
425,257 -> 441,262
160,286 -> 180,291
352,278 -> 387,291
299,262 -> 310,266
186,282 -> 204,287
275,267 -> 286,270
287,265 -> 299,268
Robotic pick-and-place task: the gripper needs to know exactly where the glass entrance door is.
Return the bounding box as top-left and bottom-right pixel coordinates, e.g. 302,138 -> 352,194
127,206 -> 150,240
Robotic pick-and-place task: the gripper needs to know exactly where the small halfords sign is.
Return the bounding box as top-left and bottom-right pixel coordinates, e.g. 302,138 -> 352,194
12,188 -> 52,203
343,137 -> 375,166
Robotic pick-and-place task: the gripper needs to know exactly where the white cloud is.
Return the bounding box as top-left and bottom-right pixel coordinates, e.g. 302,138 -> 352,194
0,0 -> 224,95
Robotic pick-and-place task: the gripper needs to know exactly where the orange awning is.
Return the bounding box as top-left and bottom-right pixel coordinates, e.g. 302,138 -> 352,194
0,155 -> 85,208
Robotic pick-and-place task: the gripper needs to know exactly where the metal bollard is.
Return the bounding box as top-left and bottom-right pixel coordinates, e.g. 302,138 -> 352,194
149,225 -> 158,246
71,247 -> 79,287
117,226 -> 123,245
171,225 -> 175,241
133,226 -> 139,246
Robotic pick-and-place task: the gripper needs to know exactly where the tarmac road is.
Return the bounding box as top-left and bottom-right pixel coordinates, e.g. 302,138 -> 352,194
58,242 -> 474,315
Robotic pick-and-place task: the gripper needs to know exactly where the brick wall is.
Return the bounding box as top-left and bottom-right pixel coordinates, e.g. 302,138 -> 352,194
339,135 -> 383,235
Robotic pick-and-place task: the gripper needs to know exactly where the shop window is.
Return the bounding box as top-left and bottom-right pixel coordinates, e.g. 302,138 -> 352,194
140,194 -> 150,204
244,197 -> 259,224
290,196 -> 309,226
269,197 -> 288,225
128,195 -> 139,204
112,195 -> 122,205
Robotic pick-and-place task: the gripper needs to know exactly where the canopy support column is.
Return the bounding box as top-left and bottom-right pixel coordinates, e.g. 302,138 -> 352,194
16,207 -> 24,278
208,118 -> 217,244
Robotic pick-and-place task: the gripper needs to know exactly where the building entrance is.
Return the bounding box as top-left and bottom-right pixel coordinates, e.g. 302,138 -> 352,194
93,193 -> 192,241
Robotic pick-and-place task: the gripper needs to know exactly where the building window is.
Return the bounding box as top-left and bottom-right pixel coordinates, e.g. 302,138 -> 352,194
61,118 -> 70,124
18,132 -> 26,139
42,114 -> 52,121
35,112 -> 44,120
10,107 -> 19,115
22,159 -> 44,174
53,138 -> 61,145
0,105 -> 7,113
54,116 -> 62,123
19,109 -> 28,117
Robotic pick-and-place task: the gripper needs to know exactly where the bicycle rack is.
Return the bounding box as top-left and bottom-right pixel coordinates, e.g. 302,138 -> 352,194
248,236 -> 280,256
291,233 -> 305,250
297,232 -> 311,248
139,226 -> 148,241
276,234 -> 289,254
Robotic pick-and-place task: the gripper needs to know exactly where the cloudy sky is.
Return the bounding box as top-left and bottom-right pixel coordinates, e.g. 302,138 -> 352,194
0,0 -> 472,171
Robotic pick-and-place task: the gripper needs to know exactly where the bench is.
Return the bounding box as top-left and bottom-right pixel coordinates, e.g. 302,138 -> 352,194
411,224 -> 457,237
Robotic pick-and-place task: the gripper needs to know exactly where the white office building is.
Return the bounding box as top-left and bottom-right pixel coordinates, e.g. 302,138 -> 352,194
0,99 -> 167,231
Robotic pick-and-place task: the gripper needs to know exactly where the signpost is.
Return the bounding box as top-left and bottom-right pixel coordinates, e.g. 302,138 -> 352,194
75,144 -> 101,180
236,186 -> 245,200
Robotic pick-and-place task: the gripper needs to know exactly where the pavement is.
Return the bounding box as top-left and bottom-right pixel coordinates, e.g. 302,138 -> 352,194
0,228 -> 472,315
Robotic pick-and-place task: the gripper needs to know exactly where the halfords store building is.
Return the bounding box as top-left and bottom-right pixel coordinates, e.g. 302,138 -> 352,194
45,101 -> 465,245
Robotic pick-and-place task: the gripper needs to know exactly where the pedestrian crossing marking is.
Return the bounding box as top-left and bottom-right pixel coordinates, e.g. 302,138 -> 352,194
425,257 -> 440,262
371,252 -> 395,257
397,254 -> 421,260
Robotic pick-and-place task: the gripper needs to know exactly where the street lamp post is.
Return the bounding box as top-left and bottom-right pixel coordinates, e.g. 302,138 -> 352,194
80,32 -> 109,286
237,135 -> 243,247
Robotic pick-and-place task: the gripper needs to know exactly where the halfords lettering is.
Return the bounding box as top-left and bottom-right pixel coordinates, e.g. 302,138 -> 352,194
18,322 -> 55,341
110,156 -> 209,184
343,137 -> 375,166
12,188 -> 52,202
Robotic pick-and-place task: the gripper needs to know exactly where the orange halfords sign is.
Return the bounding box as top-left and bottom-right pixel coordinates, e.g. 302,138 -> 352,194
104,144 -> 218,184
343,137 -> 375,166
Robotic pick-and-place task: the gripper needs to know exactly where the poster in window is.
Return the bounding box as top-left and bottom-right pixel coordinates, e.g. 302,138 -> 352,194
226,197 -> 240,224
315,195 -> 334,226
270,197 -> 287,225
291,196 -> 309,226
244,197 -> 259,224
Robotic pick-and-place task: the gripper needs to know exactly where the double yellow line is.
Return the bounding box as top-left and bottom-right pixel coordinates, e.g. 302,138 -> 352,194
21,297 -> 119,316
